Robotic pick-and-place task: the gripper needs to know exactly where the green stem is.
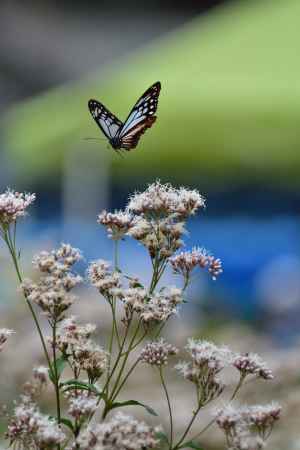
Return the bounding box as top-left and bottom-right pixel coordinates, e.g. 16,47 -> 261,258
114,239 -> 119,271
173,401 -> 202,450
187,376 -> 246,444
52,321 -> 62,431
159,368 -> 174,450
3,228 -> 53,377
111,358 -> 140,402
105,320 -> 141,415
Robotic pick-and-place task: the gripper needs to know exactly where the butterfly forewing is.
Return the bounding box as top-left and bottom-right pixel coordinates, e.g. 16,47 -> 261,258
119,81 -> 161,138
88,100 -> 123,140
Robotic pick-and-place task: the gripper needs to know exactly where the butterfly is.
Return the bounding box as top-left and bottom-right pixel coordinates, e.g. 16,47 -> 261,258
88,81 -> 161,152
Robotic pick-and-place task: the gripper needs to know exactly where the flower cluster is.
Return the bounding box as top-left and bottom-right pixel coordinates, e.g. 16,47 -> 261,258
140,339 -> 178,366
23,366 -> 49,400
170,247 -> 223,281
76,412 -> 160,450
127,181 -> 205,219
0,189 -> 35,227
118,286 -> 183,326
56,316 -> 108,381
87,259 -> 121,297
6,400 -> 65,449
233,352 -> 274,381
0,328 -> 14,352
98,210 -> 134,240
67,391 -> 98,421
21,244 -> 82,322
217,403 -> 281,449
176,339 -> 233,404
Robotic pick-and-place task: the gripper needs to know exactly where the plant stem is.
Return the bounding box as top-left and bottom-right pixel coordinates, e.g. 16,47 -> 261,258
187,376 -> 246,444
159,368 -> 174,450
52,321 -> 62,431
114,239 -> 119,271
3,228 -> 53,377
173,401 -> 202,450
104,320 -> 141,415
111,358 -> 140,402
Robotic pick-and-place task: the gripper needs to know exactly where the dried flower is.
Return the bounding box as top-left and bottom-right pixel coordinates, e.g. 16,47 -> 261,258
98,210 -> 133,240
0,189 -> 35,226
0,328 -> 14,352
233,353 -> 274,380
76,412 -> 160,450
87,259 -> 121,297
140,339 -> 178,366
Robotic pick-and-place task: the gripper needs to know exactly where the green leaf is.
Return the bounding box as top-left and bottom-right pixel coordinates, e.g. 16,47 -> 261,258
179,440 -> 204,450
110,400 -> 158,416
60,418 -> 74,432
48,356 -> 67,383
155,431 -> 169,444
55,355 -> 67,379
61,379 -> 102,396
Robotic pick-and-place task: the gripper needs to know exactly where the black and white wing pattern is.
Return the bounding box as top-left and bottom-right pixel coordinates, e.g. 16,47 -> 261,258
118,81 -> 161,150
88,100 -> 123,141
88,81 -> 161,151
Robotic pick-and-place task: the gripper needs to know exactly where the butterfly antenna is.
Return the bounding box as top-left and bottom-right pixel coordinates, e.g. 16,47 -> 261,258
83,137 -> 106,142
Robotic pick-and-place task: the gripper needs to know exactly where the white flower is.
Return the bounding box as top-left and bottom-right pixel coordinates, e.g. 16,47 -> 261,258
76,412 -> 160,450
98,210 -> 134,239
140,339 -> 178,366
0,189 -> 35,225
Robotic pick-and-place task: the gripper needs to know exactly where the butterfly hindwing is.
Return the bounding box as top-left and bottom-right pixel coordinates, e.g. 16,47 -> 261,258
88,100 -> 123,140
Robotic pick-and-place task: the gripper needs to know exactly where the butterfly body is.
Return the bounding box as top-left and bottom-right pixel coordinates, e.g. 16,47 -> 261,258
88,81 -> 161,151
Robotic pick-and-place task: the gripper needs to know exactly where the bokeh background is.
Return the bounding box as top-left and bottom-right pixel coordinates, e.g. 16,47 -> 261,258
0,0 -> 300,448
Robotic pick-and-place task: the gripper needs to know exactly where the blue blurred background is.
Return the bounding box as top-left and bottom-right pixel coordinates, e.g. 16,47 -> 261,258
1,0 -> 300,342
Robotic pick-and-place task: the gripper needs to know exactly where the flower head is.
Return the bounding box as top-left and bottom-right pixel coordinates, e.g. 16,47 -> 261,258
233,353 -> 273,380
76,412 -> 160,450
217,403 -> 281,448
21,244 -> 82,322
87,259 -> 121,297
140,339 -> 178,366
67,391 -> 98,421
127,181 -> 205,219
98,210 -> 134,240
175,339 -> 232,404
6,401 -> 65,448
170,247 -> 223,281
0,189 -> 35,226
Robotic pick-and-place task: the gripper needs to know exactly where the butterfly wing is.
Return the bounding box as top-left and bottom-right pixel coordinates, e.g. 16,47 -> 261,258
118,81 -> 161,149
88,99 -> 123,141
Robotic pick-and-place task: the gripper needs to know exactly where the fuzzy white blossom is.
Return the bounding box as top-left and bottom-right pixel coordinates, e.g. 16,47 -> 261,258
0,189 -> 35,226
98,210 -> 134,239
76,412 -> 160,450
140,339 -> 178,366
127,181 -> 205,218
